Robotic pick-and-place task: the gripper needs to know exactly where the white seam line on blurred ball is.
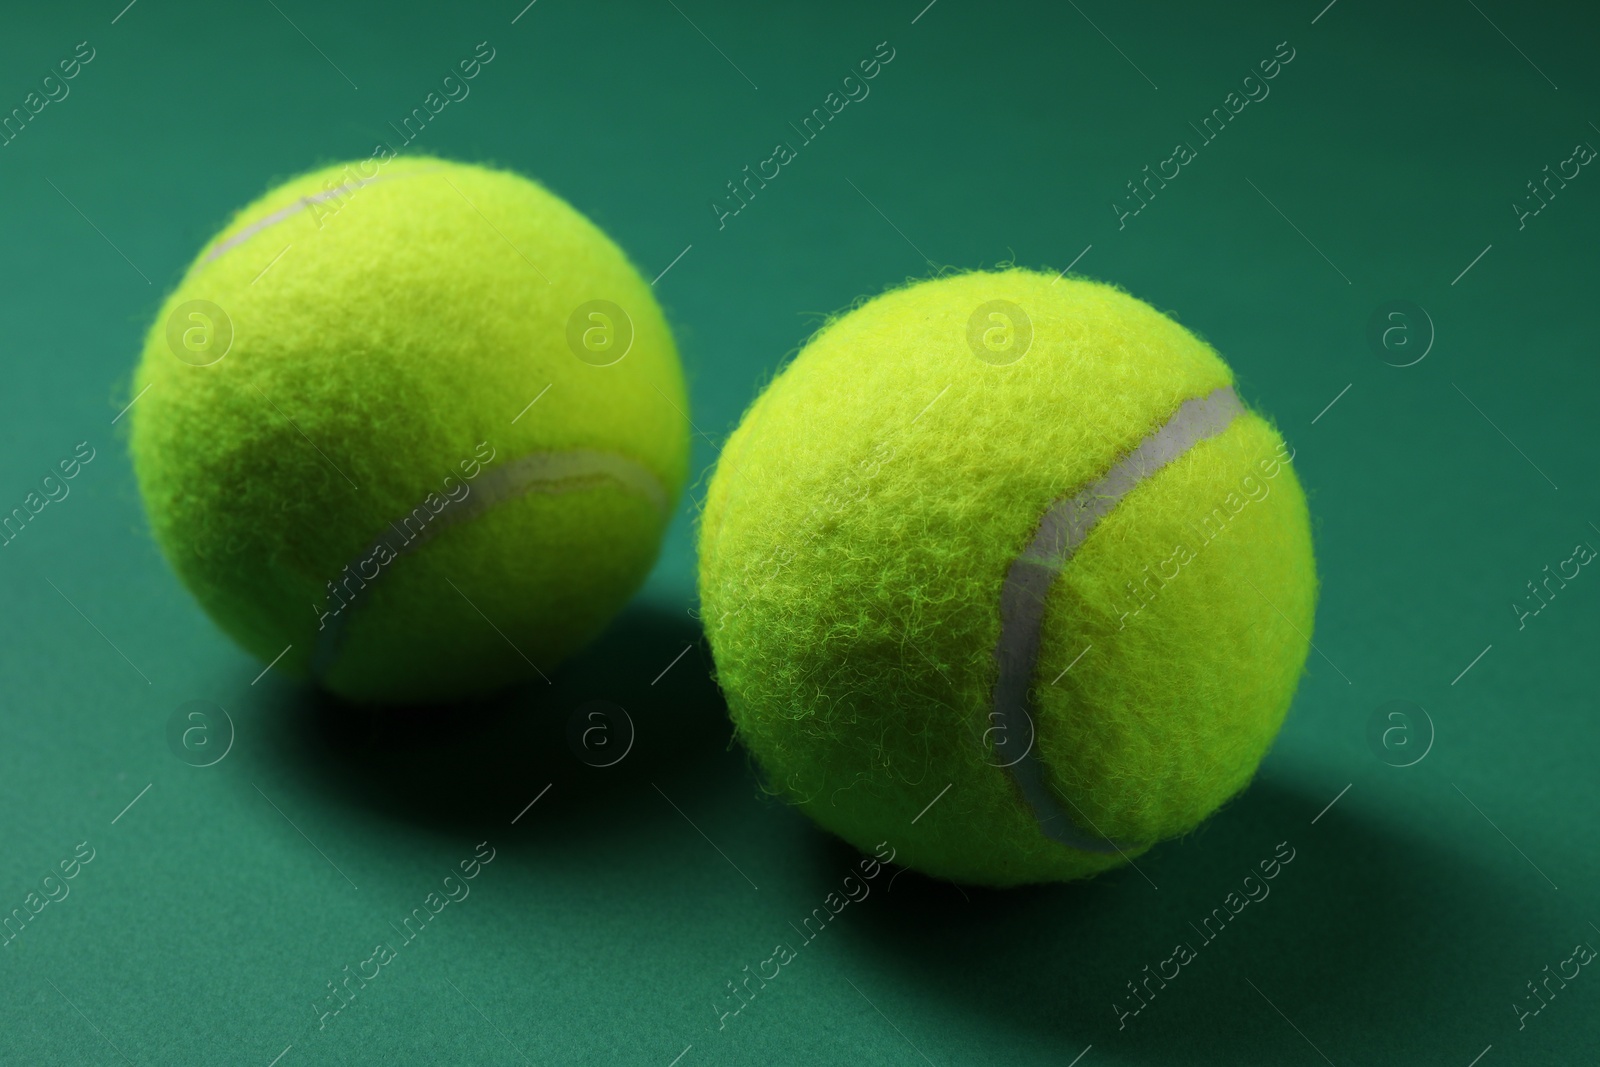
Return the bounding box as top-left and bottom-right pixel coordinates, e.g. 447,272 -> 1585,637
205,169 -> 442,262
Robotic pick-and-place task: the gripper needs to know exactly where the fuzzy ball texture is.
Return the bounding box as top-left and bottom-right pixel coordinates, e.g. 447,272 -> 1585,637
131,157 -> 688,703
698,270 -> 1316,886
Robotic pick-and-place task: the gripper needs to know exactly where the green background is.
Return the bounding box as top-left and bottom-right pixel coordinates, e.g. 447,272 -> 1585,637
3,1 -> 1597,1064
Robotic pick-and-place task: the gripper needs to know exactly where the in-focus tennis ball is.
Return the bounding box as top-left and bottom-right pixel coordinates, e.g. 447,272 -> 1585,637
131,157 -> 688,704
698,269 -> 1315,887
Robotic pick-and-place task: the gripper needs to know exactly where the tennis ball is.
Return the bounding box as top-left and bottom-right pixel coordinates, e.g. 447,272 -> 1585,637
131,157 -> 688,704
698,269 -> 1315,887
